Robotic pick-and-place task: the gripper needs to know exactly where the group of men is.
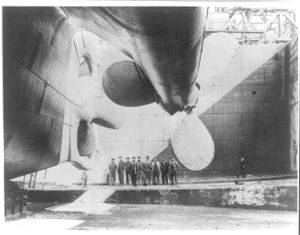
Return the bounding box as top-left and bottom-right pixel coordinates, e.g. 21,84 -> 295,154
108,156 -> 179,186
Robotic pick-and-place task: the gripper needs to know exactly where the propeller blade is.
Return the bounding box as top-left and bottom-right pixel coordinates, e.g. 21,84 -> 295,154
170,113 -> 214,171
103,60 -> 156,107
77,120 -> 95,156
70,120 -> 97,171
92,97 -> 125,129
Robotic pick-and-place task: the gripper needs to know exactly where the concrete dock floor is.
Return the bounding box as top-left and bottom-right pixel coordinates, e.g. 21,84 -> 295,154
6,203 -> 298,230
27,175 -> 298,191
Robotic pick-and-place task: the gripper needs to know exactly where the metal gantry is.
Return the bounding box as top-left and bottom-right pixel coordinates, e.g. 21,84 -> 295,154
206,7 -> 297,44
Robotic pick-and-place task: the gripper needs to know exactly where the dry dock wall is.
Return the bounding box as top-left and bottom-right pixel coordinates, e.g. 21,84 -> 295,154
288,38 -> 298,172
24,179 -> 297,211
105,185 -> 297,211
200,46 -> 290,175
159,42 -> 297,177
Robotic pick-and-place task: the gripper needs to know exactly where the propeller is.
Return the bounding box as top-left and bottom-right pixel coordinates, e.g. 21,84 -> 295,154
100,32 -> 239,172
171,33 -> 285,171
170,33 -> 239,171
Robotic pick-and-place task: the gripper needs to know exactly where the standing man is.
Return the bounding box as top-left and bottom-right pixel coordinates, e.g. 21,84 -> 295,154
81,171 -> 88,187
144,156 -> 152,186
117,156 -> 126,186
137,157 -> 146,186
125,157 -> 131,185
237,157 -> 247,178
161,157 -> 170,185
130,156 -> 137,186
108,158 -> 117,186
169,158 -> 179,185
152,158 -> 160,185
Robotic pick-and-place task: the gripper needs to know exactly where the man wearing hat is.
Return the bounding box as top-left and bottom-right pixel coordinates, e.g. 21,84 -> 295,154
130,156 -> 137,186
108,158 -> 117,186
144,156 -> 152,186
161,157 -> 170,185
117,156 -> 126,186
137,156 -> 146,186
125,157 -> 132,185
169,158 -> 179,185
151,158 -> 160,185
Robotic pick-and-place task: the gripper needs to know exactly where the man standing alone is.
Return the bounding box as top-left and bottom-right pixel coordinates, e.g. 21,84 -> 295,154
117,156 -> 126,186
81,171 -> 88,187
237,157 -> 247,178
109,158 -> 117,186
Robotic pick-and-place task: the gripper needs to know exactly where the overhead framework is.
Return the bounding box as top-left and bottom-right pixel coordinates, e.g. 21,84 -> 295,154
206,7 -> 297,44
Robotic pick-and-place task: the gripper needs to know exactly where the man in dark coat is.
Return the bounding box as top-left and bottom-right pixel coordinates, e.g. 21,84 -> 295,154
108,158 -> 117,186
151,158 -> 160,185
130,156 -> 137,186
144,156 -> 152,186
117,156 -> 126,186
137,156 -> 146,186
169,158 -> 179,185
237,157 -> 247,178
125,157 -> 131,185
160,157 -> 169,185
81,171 -> 88,187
